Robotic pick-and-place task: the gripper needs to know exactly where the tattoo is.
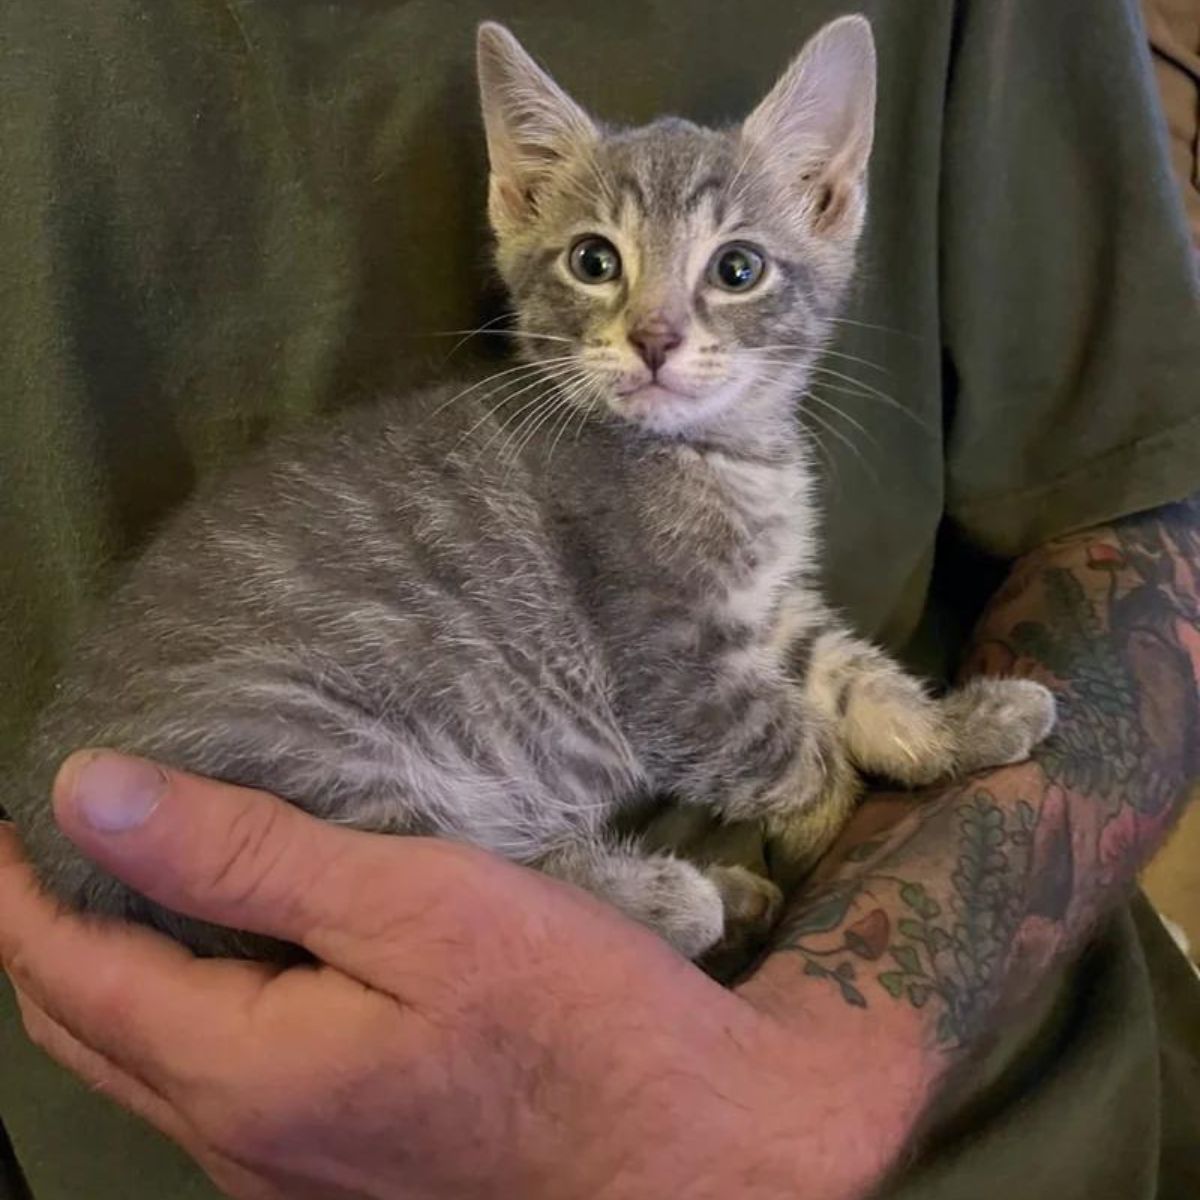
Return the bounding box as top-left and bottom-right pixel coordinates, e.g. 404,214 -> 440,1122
770,494 -> 1200,1049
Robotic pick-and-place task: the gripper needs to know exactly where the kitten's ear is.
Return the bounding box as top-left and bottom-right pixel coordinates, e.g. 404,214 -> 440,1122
741,15 -> 877,235
477,23 -> 598,237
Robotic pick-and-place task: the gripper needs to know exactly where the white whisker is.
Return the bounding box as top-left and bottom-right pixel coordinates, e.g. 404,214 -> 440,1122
569,380 -> 604,448
434,312 -> 519,359
757,369 -> 840,492
808,379 -> 936,434
470,366 -> 588,457
826,316 -> 925,342
545,375 -> 602,465
800,389 -> 881,454
426,356 -> 580,423
505,373 -> 595,464
806,364 -> 923,420
493,375 -> 586,463
739,343 -> 892,376
739,353 -> 936,435
800,401 -> 879,489
427,327 -> 574,346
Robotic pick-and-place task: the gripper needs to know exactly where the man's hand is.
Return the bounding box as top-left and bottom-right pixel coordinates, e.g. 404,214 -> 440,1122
0,752 -> 934,1200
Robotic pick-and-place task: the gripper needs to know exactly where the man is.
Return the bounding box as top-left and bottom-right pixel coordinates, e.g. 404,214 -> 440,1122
1,1 -> 1197,1197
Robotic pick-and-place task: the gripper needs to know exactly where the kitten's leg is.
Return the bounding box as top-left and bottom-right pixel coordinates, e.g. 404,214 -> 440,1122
763,762 -> 864,882
804,628 -> 1057,786
536,840 -> 781,960
657,670 -> 864,881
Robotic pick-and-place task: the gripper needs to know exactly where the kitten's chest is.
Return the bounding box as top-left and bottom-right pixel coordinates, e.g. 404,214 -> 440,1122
658,448 -> 816,630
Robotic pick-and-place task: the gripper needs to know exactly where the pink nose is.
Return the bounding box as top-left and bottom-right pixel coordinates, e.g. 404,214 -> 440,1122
628,323 -> 683,372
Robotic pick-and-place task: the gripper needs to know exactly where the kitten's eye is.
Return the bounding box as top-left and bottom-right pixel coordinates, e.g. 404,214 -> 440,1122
569,236 -> 622,284
708,243 -> 766,293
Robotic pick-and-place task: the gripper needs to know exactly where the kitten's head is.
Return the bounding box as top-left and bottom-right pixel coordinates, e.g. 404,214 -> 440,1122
477,17 -> 876,441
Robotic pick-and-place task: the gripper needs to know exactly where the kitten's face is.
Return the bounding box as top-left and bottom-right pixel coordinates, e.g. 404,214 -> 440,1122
478,18 -> 877,441
502,123 -> 839,435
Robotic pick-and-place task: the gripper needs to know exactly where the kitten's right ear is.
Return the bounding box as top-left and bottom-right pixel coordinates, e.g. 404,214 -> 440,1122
476,23 -> 598,238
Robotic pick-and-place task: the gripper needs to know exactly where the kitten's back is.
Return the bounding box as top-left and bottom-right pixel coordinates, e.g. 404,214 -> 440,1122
12,381 -> 643,954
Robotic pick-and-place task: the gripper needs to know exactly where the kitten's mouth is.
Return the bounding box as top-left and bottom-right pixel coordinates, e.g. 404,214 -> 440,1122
610,380 -> 718,433
615,381 -> 696,404
614,383 -> 694,422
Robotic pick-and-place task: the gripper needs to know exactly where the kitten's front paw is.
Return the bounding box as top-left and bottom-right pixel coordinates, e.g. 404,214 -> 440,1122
947,678 -> 1057,774
633,858 -> 729,960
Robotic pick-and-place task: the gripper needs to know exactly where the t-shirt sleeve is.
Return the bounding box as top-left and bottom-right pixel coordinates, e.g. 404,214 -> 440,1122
940,0 -> 1200,559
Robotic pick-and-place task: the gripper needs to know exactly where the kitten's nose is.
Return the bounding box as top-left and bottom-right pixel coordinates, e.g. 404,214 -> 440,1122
628,322 -> 683,373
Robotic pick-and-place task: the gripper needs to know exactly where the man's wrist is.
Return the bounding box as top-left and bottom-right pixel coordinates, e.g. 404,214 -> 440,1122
736,964 -> 940,1197
520,942 -> 931,1200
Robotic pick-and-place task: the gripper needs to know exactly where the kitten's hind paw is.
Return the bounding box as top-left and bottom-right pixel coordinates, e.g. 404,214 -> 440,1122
699,864 -> 783,978
944,678 -> 1057,775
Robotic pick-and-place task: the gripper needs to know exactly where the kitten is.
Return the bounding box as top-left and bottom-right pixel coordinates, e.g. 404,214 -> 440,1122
9,17 -> 1055,962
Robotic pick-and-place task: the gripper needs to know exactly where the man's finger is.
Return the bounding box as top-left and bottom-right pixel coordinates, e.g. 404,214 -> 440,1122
12,983 -> 193,1142
0,829 -> 279,1091
0,833 -> 406,1143
51,750 -> 489,969
13,986 -> 279,1200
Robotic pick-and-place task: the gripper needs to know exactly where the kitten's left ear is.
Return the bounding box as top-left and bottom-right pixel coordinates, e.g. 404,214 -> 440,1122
477,23 -> 598,238
742,15 -> 877,235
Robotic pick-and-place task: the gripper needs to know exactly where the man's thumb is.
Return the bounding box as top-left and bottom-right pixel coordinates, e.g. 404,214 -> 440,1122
51,750 -> 468,965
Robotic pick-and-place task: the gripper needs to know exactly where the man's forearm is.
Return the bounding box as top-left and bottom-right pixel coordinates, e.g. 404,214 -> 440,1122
746,495 -> 1199,1058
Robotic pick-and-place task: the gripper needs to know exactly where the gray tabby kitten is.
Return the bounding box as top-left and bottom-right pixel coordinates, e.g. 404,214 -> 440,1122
11,17 -> 1055,962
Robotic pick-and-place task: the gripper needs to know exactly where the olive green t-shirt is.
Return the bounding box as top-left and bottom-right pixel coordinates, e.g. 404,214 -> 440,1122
1,1 -> 1198,1197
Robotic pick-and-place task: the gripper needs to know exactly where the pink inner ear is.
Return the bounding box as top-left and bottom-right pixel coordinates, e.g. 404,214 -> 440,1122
814,182 -> 836,220
812,181 -> 853,235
